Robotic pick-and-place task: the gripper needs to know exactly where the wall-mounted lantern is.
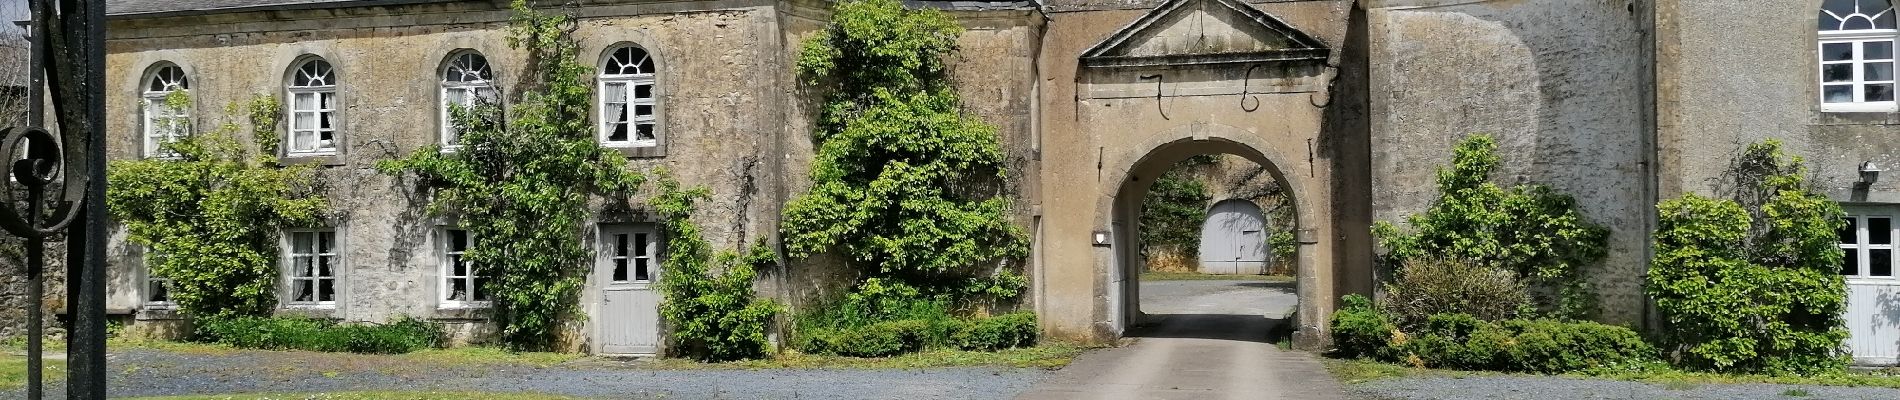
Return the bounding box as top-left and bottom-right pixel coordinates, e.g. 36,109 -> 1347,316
1861,161 -> 1883,186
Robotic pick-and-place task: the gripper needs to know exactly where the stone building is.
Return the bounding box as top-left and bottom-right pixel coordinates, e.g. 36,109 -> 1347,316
45,0 -> 1895,365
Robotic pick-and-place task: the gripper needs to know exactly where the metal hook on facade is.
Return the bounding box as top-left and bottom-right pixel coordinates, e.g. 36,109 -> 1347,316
1140,74 -> 1170,120
1240,64 -> 1261,112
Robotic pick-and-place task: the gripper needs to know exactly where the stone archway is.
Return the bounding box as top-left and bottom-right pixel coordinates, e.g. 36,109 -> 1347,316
1094,123 -> 1333,346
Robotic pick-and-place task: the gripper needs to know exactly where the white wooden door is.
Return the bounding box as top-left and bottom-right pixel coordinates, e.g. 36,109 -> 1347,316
598,225 -> 661,355
1839,212 -> 1900,365
1199,199 -> 1268,275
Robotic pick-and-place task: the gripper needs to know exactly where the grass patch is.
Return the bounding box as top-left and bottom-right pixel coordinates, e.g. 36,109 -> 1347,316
646,343 -> 1088,370
1139,272 -> 1294,282
398,347 -> 583,368
1782,388 -> 1811,397
0,355 -> 67,391
1321,358 -> 1467,384
1582,366 -> 1900,390
122,391 -> 581,400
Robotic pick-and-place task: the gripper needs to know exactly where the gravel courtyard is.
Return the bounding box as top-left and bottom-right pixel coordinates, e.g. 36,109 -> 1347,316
1348,375 -> 1900,400
8,348 -> 1051,399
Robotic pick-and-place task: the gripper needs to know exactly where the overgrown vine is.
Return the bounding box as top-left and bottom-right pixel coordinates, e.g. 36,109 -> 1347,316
377,0 -> 642,350
652,171 -> 782,361
108,93 -> 327,320
785,0 -> 1029,313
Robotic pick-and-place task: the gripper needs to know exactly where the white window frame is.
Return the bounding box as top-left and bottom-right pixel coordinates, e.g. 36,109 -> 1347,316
143,249 -> 175,309
1840,213 -> 1900,281
1820,1 -> 1900,112
142,65 -> 189,159
597,46 -> 658,148
601,224 -> 659,284
439,228 -> 490,308
283,228 -> 340,307
286,59 -> 339,156
440,52 -> 497,151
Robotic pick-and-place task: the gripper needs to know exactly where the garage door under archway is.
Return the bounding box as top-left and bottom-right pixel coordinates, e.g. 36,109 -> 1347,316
1200,199 -> 1269,275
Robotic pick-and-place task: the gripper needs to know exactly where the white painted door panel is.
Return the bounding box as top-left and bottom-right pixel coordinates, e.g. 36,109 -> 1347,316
1199,200 -> 1267,275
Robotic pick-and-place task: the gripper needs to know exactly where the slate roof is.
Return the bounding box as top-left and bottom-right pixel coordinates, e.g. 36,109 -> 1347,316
109,0 -> 1037,17
108,0 -> 457,17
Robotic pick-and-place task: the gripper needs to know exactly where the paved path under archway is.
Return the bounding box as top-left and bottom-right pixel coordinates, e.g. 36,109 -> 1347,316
1016,279 -> 1348,400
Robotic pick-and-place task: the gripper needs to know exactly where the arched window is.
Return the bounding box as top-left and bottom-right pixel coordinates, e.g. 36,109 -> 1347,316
441,51 -> 496,148
598,45 -> 657,148
286,58 -> 339,156
142,63 -> 189,158
1820,0 -> 1898,112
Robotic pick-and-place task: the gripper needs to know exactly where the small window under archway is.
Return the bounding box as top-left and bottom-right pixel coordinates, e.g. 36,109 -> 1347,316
1820,0 -> 1898,112
441,51 -> 497,149
598,45 -> 657,148
142,63 -> 190,158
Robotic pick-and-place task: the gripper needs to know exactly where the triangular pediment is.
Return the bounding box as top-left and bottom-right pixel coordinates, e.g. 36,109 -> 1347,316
1080,0 -> 1329,68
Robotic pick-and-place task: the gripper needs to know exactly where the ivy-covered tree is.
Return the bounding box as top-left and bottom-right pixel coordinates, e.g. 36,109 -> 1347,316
1374,134 -> 1609,319
378,0 -> 642,350
109,93 -> 327,320
786,0 -> 1027,302
1648,140 -> 1848,375
652,171 -> 782,361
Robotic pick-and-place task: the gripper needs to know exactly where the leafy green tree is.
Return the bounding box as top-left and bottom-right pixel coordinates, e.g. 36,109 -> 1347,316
1648,140 -> 1848,374
108,93 -> 327,320
378,0 -> 642,350
1374,134 -> 1609,319
1140,168 -> 1210,257
652,171 -> 782,361
785,0 -> 1027,302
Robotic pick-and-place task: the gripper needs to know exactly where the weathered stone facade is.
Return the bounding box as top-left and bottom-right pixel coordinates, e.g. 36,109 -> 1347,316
0,0 -> 1866,364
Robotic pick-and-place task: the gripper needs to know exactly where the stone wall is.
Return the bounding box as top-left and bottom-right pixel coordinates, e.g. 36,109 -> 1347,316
1365,0 -> 1653,326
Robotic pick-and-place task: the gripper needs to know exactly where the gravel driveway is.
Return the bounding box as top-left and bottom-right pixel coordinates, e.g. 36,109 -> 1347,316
9,348 -> 1051,399
1350,375 -> 1900,400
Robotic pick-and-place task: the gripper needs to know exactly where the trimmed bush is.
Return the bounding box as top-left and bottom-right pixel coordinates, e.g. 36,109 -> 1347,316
194,316 -> 442,354
797,319 -> 931,357
1331,300 -> 1653,374
1381,258 -> 1531,329
1329,294 -> 1398,360
954,312 -> 1038,351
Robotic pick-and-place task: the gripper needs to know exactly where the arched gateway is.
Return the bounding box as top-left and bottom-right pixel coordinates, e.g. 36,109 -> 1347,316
1029,0 -> 1373,349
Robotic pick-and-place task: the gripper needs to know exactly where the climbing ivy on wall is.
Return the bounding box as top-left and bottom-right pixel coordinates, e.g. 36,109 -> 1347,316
1648,140 -> 1848,375
109,93 -> 328,320
651,171 -> 782,361
785,0 -> 1028,303
1373,134 -> 1609,319
378,0 -> 642,350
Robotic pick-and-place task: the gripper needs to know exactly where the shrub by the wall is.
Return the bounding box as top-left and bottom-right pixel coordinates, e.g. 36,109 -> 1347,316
1381,258 -> 1532,329
953,312 -> 1038,351
652,173 -> 783,362
1332,297 -> 1652,374
1374,135 -> 1609,319
1647,140 -> 1849,375
1329,294 -> 1398,360
195,316 -> 441,354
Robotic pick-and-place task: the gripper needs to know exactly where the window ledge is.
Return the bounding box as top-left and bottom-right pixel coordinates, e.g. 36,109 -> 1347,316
606,144 -> 666,158
282,154 -> 344,167
278,305 -> 338,319
430,305 -> 492,321
136,306 -> 182,321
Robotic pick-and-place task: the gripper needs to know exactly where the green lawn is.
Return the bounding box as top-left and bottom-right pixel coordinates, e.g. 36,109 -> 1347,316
0,354 -> 67,391
124,392 -> 582,400
645,343 -> 1090,370
1322,357 -> 1900,389
1140,272 -> 1295,282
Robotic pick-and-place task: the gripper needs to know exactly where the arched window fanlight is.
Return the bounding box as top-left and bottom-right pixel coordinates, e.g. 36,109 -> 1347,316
142,64 -> 190,158
1820,0 -> 1900,112
598,45 -> 658,147
440,51 -> 497,148
286,58 -> 339,156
